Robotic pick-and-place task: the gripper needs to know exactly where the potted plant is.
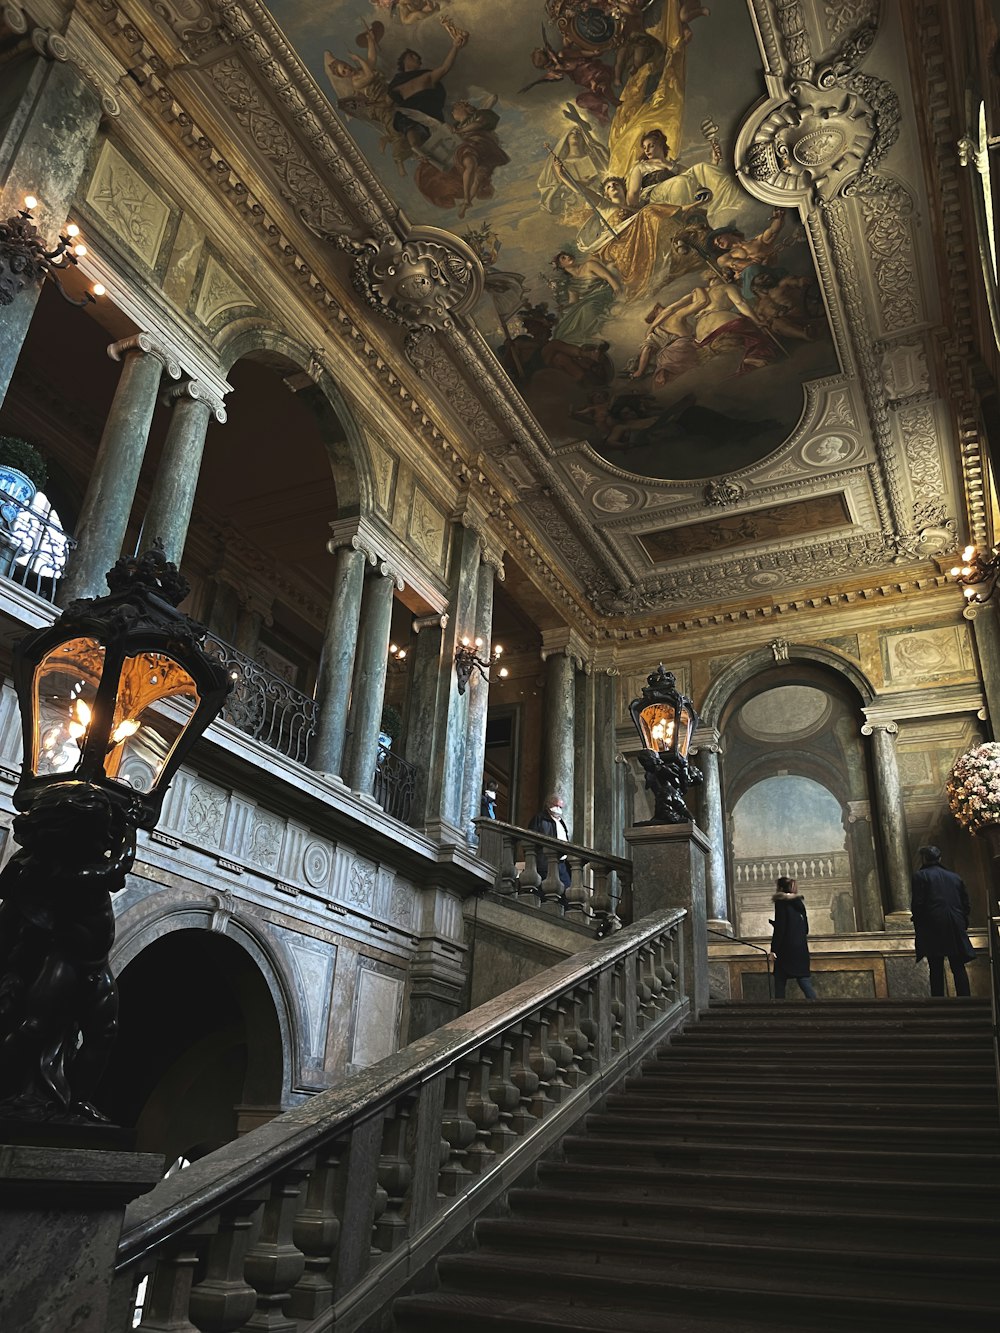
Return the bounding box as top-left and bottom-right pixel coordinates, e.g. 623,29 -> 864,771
379,702 -> 403,753
0,435 -> 48,525
947,742 -> 1000,834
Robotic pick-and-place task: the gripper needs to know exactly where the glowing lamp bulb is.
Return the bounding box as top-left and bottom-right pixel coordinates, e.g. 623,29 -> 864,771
73,244 -> 87,257
949,566 -> 961,577
398,649 -> 406,660
65,223 -> 79,237
474,637 -> 483,648
963,545 -> 976,561
92,282 -> 105,297
111,719 -> 140,745
498,667 -> 509,679
23,195 -> 37,210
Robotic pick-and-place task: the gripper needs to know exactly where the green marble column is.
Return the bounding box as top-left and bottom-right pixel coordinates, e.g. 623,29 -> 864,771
58,334 -> 180,605
592,669 -> 617,854
543,650 -> 576,807
846,801 -> 885,931
460,555 -> 498,839
142,381 -> 226,565
0,58 -> 100,408
966,602 -> 1000,723
864,720 -> 912,918
345,561 -> 399,796
310,543 -> 367,777
405,613 -> 448,825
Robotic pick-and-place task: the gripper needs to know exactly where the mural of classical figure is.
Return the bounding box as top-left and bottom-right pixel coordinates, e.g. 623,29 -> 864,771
626,128 -> 743,227
549,249 -> 623,344
413,98 -> 511,216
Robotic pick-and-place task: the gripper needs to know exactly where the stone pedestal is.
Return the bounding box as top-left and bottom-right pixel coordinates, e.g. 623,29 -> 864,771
625,822 -> 711,1015
0,1143 -> 163,1333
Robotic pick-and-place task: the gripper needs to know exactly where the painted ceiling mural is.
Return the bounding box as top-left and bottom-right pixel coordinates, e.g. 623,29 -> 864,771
264,0 -> 840,481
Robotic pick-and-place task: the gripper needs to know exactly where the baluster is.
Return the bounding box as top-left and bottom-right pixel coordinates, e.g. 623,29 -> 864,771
439,1064 -> 476,1197
564,853 -> 588,917
539,849 -> 564,915
528,1011 -> 557,1119
559,985 -> 595,1084
635,948 -> 655,1029
487,1031 -> 520,1155
135,1231 -> 205,1332
374,1101 -> 414,1253
508,1021 -> 540,1136
591,863 -> 612,925
617,869 -> 633,926
238,1160 -> 312,1332
189,1189 -> 268,1332
518,844 -> 541,902
287,1145 -> 343,1322
462,1051 -> 499,1175
610,962 -> 626,1052
498,832 -> 518,896
544,1000 -> 573,1102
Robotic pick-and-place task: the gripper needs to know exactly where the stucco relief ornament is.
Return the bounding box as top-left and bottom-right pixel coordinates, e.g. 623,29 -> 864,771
737,24 -> 899,207
346,226 -> 483,335
704,478 -> 746,507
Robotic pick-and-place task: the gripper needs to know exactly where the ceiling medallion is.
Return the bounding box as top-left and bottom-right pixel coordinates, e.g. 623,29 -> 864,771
347,226 -> 483,333
704,478 -> 746,507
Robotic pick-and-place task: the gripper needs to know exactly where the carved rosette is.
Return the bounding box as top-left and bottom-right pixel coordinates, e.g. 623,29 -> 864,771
347,226 -> 483,334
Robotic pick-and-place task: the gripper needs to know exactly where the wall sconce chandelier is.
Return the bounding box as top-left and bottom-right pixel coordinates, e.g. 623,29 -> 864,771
455,636 -> 507,695
628,663 -> 702,824
950,544 -> 999,603
0,195 -> 104,308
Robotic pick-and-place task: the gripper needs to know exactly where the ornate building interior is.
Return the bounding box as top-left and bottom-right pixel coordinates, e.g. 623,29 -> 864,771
1,0 -> 999,1308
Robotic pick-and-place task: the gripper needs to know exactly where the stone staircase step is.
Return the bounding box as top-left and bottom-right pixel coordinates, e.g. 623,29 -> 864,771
505,1186 -> 1000,1258
605,1092 -> 1000,1121
583,1110 -> 1000,1148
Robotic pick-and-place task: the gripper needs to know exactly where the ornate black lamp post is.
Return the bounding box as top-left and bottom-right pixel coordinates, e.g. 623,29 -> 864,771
0,546 -> 232,1126
628,664 -> 702,824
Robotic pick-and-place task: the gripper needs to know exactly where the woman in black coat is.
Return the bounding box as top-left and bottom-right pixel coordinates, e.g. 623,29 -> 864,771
768,877 -> 818,1000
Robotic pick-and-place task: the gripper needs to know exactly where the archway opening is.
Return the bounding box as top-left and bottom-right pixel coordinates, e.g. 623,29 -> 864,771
99,929 -> 284,1161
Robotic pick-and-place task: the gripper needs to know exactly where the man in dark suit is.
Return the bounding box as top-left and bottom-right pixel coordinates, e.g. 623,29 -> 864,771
910,845 -> 975,997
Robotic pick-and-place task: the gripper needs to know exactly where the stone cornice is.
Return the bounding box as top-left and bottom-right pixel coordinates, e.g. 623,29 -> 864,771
326,515 -> 446,614
862,682 -> 987,727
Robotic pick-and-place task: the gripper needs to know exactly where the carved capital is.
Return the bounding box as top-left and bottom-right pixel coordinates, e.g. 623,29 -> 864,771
376,558 -> 405,591
162,378 -> 228,422
108,333 -> 181,379
413,612 -> 449,633
861,720 -> 898,737
346,226 -> 483,333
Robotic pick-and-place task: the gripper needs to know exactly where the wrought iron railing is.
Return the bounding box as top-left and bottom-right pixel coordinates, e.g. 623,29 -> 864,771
202,633 -> 317,766
373,742 -> 416,822
474,817 -> 633,934
0,493 -> 75,604
113,907 -> 687,1333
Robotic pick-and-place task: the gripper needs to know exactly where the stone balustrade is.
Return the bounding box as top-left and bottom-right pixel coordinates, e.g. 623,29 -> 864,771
733,852 -> 852,884
474,817 -> 634,931
113,907 -> 686,1333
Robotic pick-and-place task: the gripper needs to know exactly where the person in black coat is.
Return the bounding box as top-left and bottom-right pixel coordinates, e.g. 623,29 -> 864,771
910,845 -> 974,997
767,876 -> 817,1000
527,792 -> 571,888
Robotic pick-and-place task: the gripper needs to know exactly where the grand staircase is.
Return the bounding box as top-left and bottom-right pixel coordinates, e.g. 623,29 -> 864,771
393,999 -> 1000,1332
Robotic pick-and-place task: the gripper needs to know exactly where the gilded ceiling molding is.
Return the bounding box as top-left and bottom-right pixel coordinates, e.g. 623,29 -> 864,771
345,228 -> 482,335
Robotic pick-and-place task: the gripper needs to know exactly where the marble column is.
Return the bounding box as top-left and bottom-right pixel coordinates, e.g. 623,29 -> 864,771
345,560 -> 400,797
542,650 -> 576,807
58,334 -> 180,605
692,729 -> 732,935
405,613 -> 449,825
0,58 -> 101,408
460,553 -> 500,839
965,602 -> 1000,724
591,669 -> 618,854
573,665 -> 595,847
863,720 -> 912,919
142,380 -> 226,565
845,800 -> 885,931
310,543 -> 368,777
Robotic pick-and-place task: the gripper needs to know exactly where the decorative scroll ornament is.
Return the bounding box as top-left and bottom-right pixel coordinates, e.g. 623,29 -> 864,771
737,24 -> 899,207
346,226 -> 483,334
704,477 -> 746,507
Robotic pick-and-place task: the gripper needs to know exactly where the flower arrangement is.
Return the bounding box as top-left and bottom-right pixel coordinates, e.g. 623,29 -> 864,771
0,435 -> 48,490
947,741 -> 1000,833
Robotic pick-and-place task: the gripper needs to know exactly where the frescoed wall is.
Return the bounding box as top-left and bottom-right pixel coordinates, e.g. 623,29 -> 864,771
265,0 -> 840,479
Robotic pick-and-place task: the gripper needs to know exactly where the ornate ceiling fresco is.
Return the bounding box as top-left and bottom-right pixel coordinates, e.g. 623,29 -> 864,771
265,0 -> 840,481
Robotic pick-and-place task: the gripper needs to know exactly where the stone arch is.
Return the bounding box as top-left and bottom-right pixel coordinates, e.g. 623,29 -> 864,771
699,642 -> 877,729
216,325 -> 374,515
106,905 -> 299,1157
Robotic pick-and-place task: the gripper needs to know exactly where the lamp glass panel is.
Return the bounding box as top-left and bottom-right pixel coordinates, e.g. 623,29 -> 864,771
677,707 -> 692,756
640,702 -> 676,753
103,652 -> 201,791
32,637 -> 105,776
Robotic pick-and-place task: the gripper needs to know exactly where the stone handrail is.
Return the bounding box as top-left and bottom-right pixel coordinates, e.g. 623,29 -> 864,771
474,817 -> 634,931
733,852 -> 851,884
115,907 -> 686,1333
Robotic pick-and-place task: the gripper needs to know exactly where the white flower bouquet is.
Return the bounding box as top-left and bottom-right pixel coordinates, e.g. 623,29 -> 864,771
947,741 -> 1000,833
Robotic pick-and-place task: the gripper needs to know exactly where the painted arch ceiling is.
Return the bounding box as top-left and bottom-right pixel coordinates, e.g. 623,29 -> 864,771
140,1 -> 973,620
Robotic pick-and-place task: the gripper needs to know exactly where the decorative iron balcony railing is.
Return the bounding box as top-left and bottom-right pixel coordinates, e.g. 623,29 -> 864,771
114,907 -> 687,1333
474,817 -> 634,934
374,742 -> 416,823
0,493 -> 75,603
202,633 -> 317,766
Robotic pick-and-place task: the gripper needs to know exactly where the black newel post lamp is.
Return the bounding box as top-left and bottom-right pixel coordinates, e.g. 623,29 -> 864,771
628,664 -> 703,824
0,546 -> 232,1127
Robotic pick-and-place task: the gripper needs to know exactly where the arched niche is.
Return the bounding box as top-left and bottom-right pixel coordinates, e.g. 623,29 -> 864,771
701,649 -> 886,937
103,911 -> 294,1160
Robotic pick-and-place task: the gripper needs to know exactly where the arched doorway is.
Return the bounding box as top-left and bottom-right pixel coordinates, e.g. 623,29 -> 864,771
98,929 -> 285,1161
